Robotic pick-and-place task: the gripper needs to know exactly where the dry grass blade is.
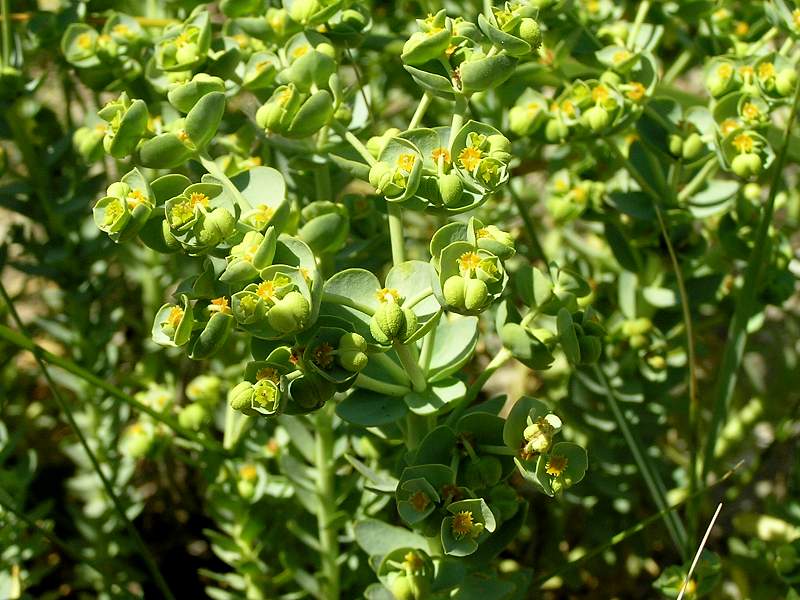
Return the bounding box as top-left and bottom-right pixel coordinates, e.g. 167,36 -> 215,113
677,502 -> 723,600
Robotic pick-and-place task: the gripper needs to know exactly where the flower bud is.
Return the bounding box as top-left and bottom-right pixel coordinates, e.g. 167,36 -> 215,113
476,225 -> 515,259
731,152 -> 762,178
544,118 -> 568,142
668,134 -> 683,157
682,133 -> 705,161
518,18 -> 542,50
621,317 -> 652,337
402,29 -> 452,66
706,62 -> 737,97
582,104 -> 610,132
229,381 -> 255,412
370,301 -> 404,344
509,104 -> 539,137
338,332 -> 368,372
776,68 -> 798,97
438,172 -> 464,207
442,275 -> 466,309
267,291 -> 311,334
464,278 -> 489,311
523,417 -> 555,455
487,134 -> 511,162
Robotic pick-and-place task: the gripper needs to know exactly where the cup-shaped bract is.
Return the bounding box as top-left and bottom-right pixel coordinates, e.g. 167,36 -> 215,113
152,294 -> 194,347
155,9 -> 212,72
93,168 -> 154,242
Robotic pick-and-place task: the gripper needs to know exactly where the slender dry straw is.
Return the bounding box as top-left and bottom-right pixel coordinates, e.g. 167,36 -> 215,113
676,502 -> 723,600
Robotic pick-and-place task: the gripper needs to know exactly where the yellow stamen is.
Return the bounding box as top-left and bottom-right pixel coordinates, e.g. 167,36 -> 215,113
77,33 -> 93,49
376,287 -> 401,303
732,132 -> 754,153
189,192 -> 209,207
256,281 -> 277,300
431,147 -> 451,166
742,102 -> 760,121
626,82 -> 646,102
210,296 -> 231,314
458,251 -> 481,272
397,153 -> 417,172
239,464 -> 258,481
545,454 -> 569,476
459,147 -> 483,171
256,367 -> 280,383
166,306 -> 184,328
758,62 -> 775,80
451,511 -> 474,538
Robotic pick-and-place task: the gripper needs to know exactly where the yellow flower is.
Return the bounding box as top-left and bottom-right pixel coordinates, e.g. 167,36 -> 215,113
126,189 -> 146,209
166,306 -> 184,329
458,251 -> 481,273
612,50 -> 631,65
251,204 -> 274,228
545,454 -> 569,476
209,296 -> 231,314
793,9 -> 800,30
292,44 -> 310,59
256,367 -> 280,383
189,192 -> 209,207
112,24 -> 131,37
431,147 -> 451,166
376,287 -> 401,303
758,62 -> 775,80
742,103 -> 760,121
717,63 -> 733,79
256,281 -> 278,300
720,118 -> 739,136
396,153 -> 417,172
626,82 -> 646,102
403,551 -> 424,572
732,132 -> 754,153
459,146 -> 483,171
239,464 -> 258,481
77,33 -> 93,49
735,21 -> 749,37
451,511 -> 474,538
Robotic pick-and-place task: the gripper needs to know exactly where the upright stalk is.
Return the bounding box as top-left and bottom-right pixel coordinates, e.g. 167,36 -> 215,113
1,0 -> 10,69
387,203 -> 406,265
314,404 -> 340,600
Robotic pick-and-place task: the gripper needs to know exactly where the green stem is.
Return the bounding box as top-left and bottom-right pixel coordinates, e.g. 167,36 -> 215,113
355,373 -> 411,396
662,48 -> 693,86
0,283 -> 177,600
371,352 -> 412,385
418,313 -> 441,375
448,94 -> 469,146
588,366 -> 688,558
652,200 -> 700,545
677,156 -> 718,203
387,202 -> 406,265
321,291 -> 375,316
702,76 -> 800,477
1,0 -> 10,69
199,153 -> 252,211
404,287 -> 434,309
626,0 -> 651,49
314,162 -> 332,202
314,405 -> 340,600
330,120 -> 377,166
408,92 -> 433,129
394,343 -> 427,392
446,348 -> 512,426
0,323 -> 227,455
